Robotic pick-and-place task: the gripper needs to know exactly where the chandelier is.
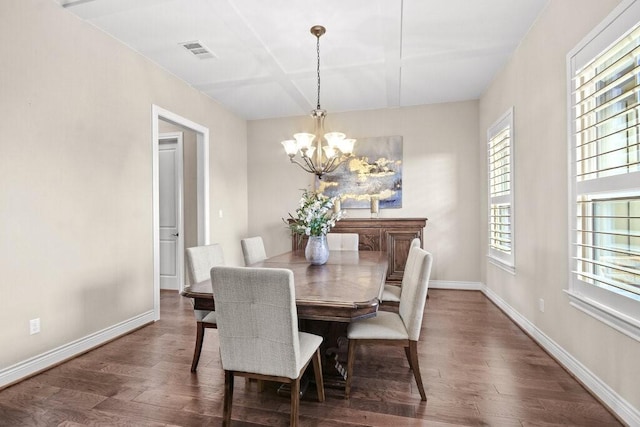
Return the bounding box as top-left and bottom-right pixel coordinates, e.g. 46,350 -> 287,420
281,25 -> 355,179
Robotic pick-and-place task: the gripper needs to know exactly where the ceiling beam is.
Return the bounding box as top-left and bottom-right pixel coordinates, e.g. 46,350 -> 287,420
383,0 -> 403,108
209,0 -> 314,113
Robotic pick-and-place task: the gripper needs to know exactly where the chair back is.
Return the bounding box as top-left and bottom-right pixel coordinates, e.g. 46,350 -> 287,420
186,244 -> 225,284
240,236 -> 267,265
398,247 -> 433,341
211,266 -> 302,379
326,233 -> 359,251
411,237 -> 421,249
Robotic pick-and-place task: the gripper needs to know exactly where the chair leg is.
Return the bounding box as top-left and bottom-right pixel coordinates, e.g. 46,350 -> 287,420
345,339 -> 357,399
222,370 -> 234,426
407,340 -> 426,401
404,346 -> 413,370
191,322 -> 205,372
290,378 -> 300,427
311,348 -> 325,402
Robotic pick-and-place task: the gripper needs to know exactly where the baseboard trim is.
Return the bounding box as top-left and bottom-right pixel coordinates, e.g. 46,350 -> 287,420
0,310 -> 155,389
429,280 -> 483,291
481,285 -> 640,427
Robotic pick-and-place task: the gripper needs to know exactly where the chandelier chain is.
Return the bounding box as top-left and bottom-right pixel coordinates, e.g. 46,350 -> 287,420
316,33 -> 321,110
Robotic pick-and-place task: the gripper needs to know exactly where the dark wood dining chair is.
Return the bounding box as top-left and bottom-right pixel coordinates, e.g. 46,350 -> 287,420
185,243 -> 224,372
346,246 -> 433,401
211,266 -> 325,426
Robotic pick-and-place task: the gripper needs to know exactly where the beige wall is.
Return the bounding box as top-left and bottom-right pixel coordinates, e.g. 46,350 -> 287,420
480,0 -> 639,412
0,0 -> 247,370
247,101 -> 481,282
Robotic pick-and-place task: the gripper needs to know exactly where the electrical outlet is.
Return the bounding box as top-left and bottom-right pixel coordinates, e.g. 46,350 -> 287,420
218,209 -> 223,218
30,318 -> 40,335
538,298 -> 545,313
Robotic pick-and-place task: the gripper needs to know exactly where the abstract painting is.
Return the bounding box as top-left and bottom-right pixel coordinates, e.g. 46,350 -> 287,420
316,135 -> 402,209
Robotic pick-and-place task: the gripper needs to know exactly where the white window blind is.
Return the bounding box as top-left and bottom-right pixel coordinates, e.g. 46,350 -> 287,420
488,108 -> 514,268
567,0 -> 640,341
576,196 -> 640,296
573,23 -> 640,298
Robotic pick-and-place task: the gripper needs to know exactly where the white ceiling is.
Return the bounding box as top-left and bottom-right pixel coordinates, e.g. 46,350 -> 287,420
57,0 -> 549,120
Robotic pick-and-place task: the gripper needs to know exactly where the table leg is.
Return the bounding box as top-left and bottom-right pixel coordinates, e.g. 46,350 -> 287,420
278,320 -> 350,397
301,320 -> 349,388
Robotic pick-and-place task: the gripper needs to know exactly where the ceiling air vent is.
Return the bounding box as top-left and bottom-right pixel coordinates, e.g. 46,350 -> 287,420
180,41 -> 215,60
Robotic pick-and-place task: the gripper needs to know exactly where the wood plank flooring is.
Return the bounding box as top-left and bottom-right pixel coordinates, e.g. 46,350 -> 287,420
0,290 -> 622,426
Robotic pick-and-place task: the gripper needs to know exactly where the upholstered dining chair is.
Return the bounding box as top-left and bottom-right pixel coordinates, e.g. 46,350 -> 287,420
380,237 -> 421,304
326,232 -> 359,251
345,246 -> 433,401
211,266 -> 325,427
239,236 -> 270,390
185,243 -> 225,372
240,236 -> 267,265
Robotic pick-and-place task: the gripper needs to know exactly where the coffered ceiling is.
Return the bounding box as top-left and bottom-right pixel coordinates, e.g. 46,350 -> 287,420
56,0 -> 549,120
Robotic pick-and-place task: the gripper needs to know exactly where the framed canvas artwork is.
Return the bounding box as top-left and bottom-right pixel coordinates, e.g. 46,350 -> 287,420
316,135 -> 402,209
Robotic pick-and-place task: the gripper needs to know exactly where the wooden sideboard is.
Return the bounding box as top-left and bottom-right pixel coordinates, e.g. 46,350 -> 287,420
291,218 -> 428,284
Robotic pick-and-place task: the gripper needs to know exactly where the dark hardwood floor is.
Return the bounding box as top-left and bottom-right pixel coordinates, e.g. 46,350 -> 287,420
0,290 -> 622,426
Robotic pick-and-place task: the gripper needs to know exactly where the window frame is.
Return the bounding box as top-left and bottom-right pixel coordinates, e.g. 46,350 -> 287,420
487,107 -> 515,273
566,0 -> 640,341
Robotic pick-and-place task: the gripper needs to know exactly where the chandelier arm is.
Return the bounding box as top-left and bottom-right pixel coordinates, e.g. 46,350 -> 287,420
328,154 -> 353,174
321,157 -> 336,174
289,158 -> 317,175
301,155 -> 321,175
323,156 -> 343,174
328,153 -> 346,171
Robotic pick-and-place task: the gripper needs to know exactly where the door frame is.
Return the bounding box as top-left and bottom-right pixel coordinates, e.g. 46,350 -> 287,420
152,105 -> 210,320
159,132 -> 184,292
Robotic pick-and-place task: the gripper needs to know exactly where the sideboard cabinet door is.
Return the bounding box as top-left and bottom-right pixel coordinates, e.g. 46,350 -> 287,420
386,230 -> 421,282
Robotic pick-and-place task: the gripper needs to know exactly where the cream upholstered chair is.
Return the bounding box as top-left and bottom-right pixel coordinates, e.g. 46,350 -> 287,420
185,244 -> 225,372
239,236 -> 270,390
240,236 -> 267,265
211,266 -> 325,427
326,232 -> 359,251
380,237 -> 421,303
346,246 -> 433,401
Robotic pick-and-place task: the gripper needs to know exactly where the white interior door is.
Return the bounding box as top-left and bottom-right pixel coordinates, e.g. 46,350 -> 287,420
159,134 -> 184,291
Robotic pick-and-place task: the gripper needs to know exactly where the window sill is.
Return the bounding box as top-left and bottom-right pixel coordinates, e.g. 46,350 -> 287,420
487,255 -> 515,275
564,289 -> 640,342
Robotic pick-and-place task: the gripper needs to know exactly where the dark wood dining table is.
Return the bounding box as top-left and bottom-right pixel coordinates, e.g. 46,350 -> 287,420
181,249 -> 388,390
181,250 -> 389,323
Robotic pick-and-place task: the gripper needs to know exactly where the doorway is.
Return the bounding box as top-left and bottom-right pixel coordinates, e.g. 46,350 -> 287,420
158,133 -> 183,291
152,105 -> 210,320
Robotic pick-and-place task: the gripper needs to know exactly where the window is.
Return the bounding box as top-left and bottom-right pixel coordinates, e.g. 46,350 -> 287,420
488,108 -> 515,271
568,0 -> 640,340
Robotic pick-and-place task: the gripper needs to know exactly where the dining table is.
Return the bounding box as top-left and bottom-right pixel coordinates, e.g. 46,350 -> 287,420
180,249 -> 389,390
181,249 -> 389,323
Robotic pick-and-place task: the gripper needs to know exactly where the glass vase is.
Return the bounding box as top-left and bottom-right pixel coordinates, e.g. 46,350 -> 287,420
305,235 -> 329,265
